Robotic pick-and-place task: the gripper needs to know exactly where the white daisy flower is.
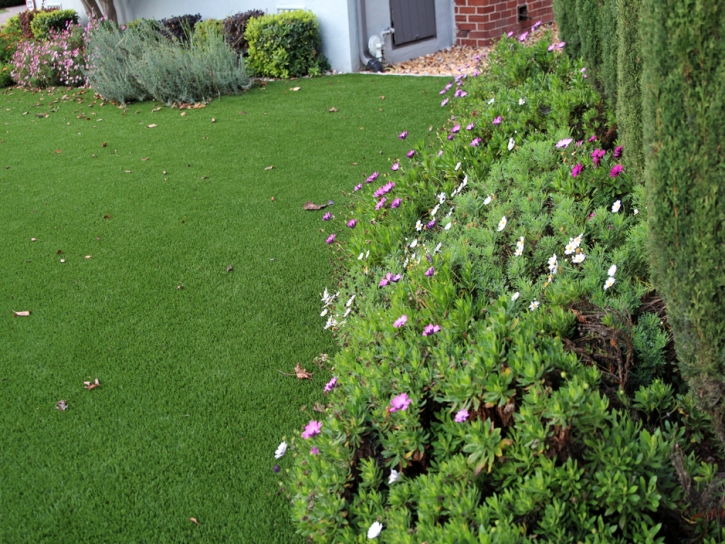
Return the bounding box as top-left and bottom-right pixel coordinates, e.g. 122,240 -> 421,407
274,441 -> 287,459
346,294 -> 356,307
564,242 -> 577,255
634,209 -> 639,215
358,252 -> 365,260
324,316 -> 337,330
367,521 -> 384,539
430,204 -> 440,217
454,161 -> 461,171
320,308 -> 328,317
497,216 -> 507,231
529,300 -> 540,311
514,236 -> 524,257
446,207 -> 455,218
434,242 -> 443,254
437,192 -> 447,204
548,254 -> 558,274
488,97 -> 495,104
410,239 -> 418,248
416,220 -> 423,231
611,200 -> 621,213
572,253 -> 586,264
519,98 -> 526,105
511,292 -> 520,301
508,137 -> 515,151
608,264 -> 617,276
460,176 -> 468,188
604,277 -> 616,290
388,469 -> 400,484
484,195 -> 492,205
444,222 -> 452,230
343,307 -> 351,318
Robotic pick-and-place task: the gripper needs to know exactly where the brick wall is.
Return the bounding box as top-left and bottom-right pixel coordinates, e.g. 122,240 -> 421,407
454,0 -> 554,47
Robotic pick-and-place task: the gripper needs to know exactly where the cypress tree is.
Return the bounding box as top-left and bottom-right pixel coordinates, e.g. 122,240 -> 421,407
616,0 -> 643,181
553,0 -> 581,59
575,0 -> 602,71
599,0 -> 618,108
641,0 -> 725,444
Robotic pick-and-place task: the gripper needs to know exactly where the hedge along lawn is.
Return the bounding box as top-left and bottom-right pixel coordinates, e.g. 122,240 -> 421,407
0,74 -> 448,542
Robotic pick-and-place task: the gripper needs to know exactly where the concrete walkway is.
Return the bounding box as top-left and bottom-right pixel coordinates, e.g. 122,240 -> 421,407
0,4 -> 26,27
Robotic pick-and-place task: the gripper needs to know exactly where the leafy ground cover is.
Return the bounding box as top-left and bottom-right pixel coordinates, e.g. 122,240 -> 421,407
288,33 -> 725,542
0,74 -> 449,542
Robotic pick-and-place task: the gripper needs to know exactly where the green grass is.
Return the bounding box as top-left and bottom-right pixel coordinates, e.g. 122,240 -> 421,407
0,74 -> 448,542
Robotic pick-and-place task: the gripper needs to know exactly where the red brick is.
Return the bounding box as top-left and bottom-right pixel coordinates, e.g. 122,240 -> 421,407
457,22 -> 477,31
455,14 -> 469,22
490,11 -> 503,20
458,38 -> 478,46
468,30 -> 492,38
456,29 -> 470,37
477,5 -> 496,14
469,14 -> 490,23
460,6 -> 476,13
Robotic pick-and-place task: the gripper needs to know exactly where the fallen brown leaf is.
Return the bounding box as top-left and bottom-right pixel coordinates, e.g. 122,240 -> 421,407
264,165 -> 274,171
303,201 -> 327,211
85,255 -> 92,259
313,401 -> 326,413
31,237 -> 37,242
294,363 -> 313,380
103,214 -> 112,219
56,250 -> 63,255
226,265 -> 233,273
141,157 -> 149,161
151,107 -> 161,112
379,95 -> 385,100
56,400 -> 68,411
180,112 -> 187,117
211,118 -> 216,123
271,197 -> 275,201
290,86 -> 301,91
54,150 -> 62,154
147,124 -> 157,128
102,142 -> 107,147
190,518 -> 200,526
238,111 -> 247,115
84,378 -> 99,390
13,310 -> 31,317
328,107 -> 338,112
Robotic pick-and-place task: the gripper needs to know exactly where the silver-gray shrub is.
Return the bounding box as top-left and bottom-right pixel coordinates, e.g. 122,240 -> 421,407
86,23 -> 251,106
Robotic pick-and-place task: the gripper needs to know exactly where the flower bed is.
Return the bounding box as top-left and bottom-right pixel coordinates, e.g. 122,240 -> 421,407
281,30 -> 724,542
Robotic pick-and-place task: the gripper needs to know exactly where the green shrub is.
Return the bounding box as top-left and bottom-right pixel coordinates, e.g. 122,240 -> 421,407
575,0 -> 602,72
245,10 -> 329,78
223,10 -> 264,54
30,9 -> 78,40
158,13 -> 201,43
641,0 -> 725,445
193,19 -> 223,45
0,15 -> 24,64
285,36 -> 723,542
616,0 -> 644,182
0,62 -> 13,87
599,0 -> 618,107
553,0 -> 581,58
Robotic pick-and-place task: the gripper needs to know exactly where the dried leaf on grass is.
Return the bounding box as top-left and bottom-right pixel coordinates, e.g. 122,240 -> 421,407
13,310 -> 31,317
226,265 -> 233,273
147,124 -> 157,128
190,518 -> 200,526
278,363 -> 313,380
303,201 -> 327,211
264,165 -> 274,171
84,378 -> 99,390
290,87 -> 301,91
313,402 -> 326,413
328,107 -> 338,113
151,107 -> 161,113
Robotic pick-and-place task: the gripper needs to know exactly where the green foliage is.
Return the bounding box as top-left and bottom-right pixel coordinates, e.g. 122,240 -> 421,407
158,13 -> 200,43
289,36 -> 723,542
0,15 -> 24,64
193,18 -> 223,45
86,22 -> 251,106
30,9 -> 78,40
245,10 -> 329,78
616,0 -> 644,182
575,0 -> 602,71
553,0 -> 581,58
599,0 -> 618,107
641,0 -> 725,445
223,9 -> 264,54
0,62 -> 13,87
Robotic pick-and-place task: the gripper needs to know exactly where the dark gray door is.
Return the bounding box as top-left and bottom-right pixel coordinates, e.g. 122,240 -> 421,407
390,0 -> 437,46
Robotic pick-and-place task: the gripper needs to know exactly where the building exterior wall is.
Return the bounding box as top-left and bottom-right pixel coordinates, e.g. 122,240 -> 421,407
453,0 -> 554,47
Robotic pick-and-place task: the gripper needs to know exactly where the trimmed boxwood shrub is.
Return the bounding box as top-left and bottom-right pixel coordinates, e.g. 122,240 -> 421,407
284,33 -> 724,542
641,0 -> 725,446
29,8 -> 78,40
245,10 -> 329,78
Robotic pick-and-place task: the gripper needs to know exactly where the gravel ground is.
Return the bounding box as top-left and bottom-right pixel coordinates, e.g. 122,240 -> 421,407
384,23 -> 557,77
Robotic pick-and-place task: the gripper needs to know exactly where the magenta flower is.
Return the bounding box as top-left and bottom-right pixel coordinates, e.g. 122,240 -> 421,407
311,446 -> 320,455
571,163 -> 584,178
391,274 -> 402,282
399,131 -> 408,140
422,324 -> 441,336
507,31 -> 514,38
393,314 -> 408,328
447,134 -> 455,141
426,220 -> 436,229
591,148 -> 606,167
379,273 -> 401,287
441,98 -> 449,107
406,149 -> 415,158
588,134 -> 598,143
354,183 -> 363,191
454,409 -> 469,423
466,122 -> 475,131
519,31 -> 528,42
425,267 -> 435,277
610,164 -> 623,177
326,233 -> 336,244
532,20 -> 542,30
324,376 -> 337,392
390,393 -> 412,413
471,137 -> 482,147
556,138 -> 573,149
439,88 -> 447,95
302,420 -> 322,439
437,150 -> 443,157
273,465 -> 280,472
614,145 -> 623,158
575,140 -> 584,147
366,172 -> 379,183
322,212 -> 332,221
347,219 -> 357,228
451,124 -> 461,133
493,116 -> 502,125
548,43 -> 555,52
391,163 -> 400,171
373,182 -> 395,198
375,198 -> 387,210
391,198 -> 401,208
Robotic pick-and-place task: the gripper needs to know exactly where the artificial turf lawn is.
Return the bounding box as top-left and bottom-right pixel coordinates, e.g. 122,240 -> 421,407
0,74 -> 448,542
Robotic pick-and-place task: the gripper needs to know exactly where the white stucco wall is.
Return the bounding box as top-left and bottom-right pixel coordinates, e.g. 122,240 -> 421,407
58,0 -> 358,73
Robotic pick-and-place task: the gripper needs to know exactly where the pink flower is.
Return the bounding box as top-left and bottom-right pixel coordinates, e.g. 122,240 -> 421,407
406,149 -> 415,158
399,131 -> 408,140
390,393 -> 412,412
441,98 -> 449,107
322,212 -> 332,221
391,198 -> 402,208
588,134 -> 598,143
591,148 -> 606,167
393,315 -> 408,328
347,219 -> 357,228
506,31 -> 514,38
519,32 -> 528,42
324,377 -> 337,392
493,116 -> 502,125
310,446 -> 320,455
326,233 -> 336,244
571,163 -> 584,178
471,137 -> 482,147
451,124 -> 461,133
366,172 -> 379,183
610,164 -> 623,177
614,145 -> 623,158
466,122 -> 475,131
391,162 -> 400,171
422,324 -> 441,336
425,267 -> 435,277
454,409 -> 469,422
302,420 -> 322,439
556,138 -> 573,149
354,183 -> 363,191
375,198 -> 387,210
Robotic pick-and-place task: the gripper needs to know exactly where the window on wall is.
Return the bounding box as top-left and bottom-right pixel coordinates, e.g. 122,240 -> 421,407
390,0 -> 437,46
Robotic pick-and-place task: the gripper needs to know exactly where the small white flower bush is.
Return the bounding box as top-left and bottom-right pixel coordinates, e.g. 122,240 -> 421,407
288,33 -> 723,542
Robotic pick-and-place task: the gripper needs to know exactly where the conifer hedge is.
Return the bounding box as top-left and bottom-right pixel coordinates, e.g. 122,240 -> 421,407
599,0 -> 618,108
553,0 -> 581,58
616,0 -> 643,180
640,0 -> 725,443
575,0 -> 602,73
